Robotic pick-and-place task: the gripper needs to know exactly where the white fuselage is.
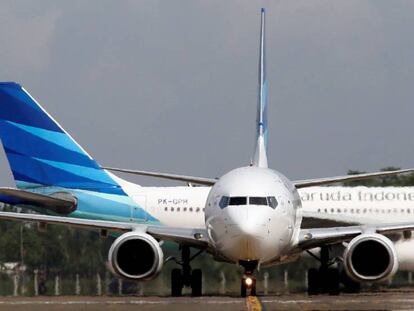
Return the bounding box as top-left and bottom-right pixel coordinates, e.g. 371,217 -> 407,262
299,186 -> 414,225
299,186 -> 414,271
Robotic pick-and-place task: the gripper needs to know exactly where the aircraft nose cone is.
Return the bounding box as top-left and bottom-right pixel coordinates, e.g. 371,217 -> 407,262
238,216 -> 259,237
226,206 -> 267,230
225,206 -> 267,260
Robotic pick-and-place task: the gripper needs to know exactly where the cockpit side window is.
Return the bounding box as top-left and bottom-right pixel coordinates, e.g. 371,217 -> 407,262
229,197 -> 247,205
267,196 -> 278,209
249,197 -> 268,205
219,196 -> 230,209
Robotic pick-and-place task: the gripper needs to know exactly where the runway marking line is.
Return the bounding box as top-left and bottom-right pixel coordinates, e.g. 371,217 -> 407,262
246,296 -> 263,311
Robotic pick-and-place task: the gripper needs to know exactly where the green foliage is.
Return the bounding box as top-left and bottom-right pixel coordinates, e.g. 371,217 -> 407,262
0,211 -> 112,277
344,167 -> 414,187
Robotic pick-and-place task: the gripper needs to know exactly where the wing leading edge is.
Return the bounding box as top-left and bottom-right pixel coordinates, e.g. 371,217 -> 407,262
0,211 -> 209,247
103,166 -> 414,188
297,222 -> 414,251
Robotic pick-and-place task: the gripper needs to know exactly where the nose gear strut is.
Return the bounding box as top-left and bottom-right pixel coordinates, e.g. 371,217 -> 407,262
239,260 -> 258,297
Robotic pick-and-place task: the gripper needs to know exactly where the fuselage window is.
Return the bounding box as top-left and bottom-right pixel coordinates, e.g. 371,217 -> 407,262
267,196 -> 278,209
250,197 -> 268,206
219,196 -> 230,209
229,197 -> 247,205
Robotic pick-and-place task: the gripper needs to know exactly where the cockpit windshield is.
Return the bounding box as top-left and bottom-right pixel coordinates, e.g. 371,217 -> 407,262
229,197 -> 247,205
249,197 -> 267,205
218,196 -> 278,209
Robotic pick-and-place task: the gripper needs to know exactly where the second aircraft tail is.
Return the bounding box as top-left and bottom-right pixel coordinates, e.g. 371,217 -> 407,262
0,82 -> 125,195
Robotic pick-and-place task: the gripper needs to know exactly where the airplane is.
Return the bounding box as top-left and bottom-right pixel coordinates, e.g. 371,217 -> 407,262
1,8 -> 414,297
299,186 -> 414,293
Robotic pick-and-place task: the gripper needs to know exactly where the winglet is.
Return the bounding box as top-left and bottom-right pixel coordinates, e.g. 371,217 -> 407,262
252,8 -> 268,168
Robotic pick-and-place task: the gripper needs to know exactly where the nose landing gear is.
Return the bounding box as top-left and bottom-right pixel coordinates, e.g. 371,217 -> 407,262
240,260 -> 258,297
241,274 -> 257,297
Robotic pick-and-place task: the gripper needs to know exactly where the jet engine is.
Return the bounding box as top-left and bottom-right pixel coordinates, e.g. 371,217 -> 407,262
108,232 -> 164,280
343,233 -> 398,282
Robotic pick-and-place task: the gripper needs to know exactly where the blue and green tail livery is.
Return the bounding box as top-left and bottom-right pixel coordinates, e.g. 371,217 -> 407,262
0,82 -> 159,223
0,82 -> 123,195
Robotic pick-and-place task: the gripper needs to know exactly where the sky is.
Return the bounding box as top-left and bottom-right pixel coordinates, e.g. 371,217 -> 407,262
0,0 -> 414,187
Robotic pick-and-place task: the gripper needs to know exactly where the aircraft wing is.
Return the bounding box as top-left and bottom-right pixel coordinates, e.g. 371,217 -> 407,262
0,211 -> 209,247
301,213 -> 358,229
0,187 -> 77,214
292,168 -> 414,188
297,222 -> 414,251
103,167 -> 217,186
103,166 -> 414,188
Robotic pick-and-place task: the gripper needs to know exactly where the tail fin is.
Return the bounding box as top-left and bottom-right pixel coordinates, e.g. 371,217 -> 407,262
252,8 -> 268,168
0,82 -> 124,195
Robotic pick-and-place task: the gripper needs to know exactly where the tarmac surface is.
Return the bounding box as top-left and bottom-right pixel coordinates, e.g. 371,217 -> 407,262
1,291 -> 414,311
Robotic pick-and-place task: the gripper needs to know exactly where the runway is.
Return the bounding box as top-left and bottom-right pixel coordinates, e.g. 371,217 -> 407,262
0,291 -> 414,311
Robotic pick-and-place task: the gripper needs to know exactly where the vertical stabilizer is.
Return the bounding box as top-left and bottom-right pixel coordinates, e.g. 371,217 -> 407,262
252,8 -> 268,168
0,82 -> 125,195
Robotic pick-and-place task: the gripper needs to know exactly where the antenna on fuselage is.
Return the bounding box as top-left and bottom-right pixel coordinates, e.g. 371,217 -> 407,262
252,8 -> 269,168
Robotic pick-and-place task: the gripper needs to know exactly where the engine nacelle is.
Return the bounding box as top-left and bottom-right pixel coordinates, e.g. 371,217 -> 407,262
108,232 -> 164,280
343,233 -> 398,282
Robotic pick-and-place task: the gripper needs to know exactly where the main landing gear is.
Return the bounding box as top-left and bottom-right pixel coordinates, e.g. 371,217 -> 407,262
307,246 -> 360,295
240,260 -> 258,297
171,246 -> 203,297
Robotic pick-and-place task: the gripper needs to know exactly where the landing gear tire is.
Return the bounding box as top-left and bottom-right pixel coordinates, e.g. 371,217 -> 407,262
307,246 -> 341,296
326,268 -> 340,295
307,268 -> 320,295
191,269 -> 202,297
241,280 -> 247,298
250,278 -> 257,296
171,268 -> 183,297
241,275 -> 256,297
307,267 -> 340,295
341,273 -> 361,293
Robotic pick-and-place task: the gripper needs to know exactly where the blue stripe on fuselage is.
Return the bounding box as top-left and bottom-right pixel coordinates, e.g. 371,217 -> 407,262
29,185 -> 159,224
